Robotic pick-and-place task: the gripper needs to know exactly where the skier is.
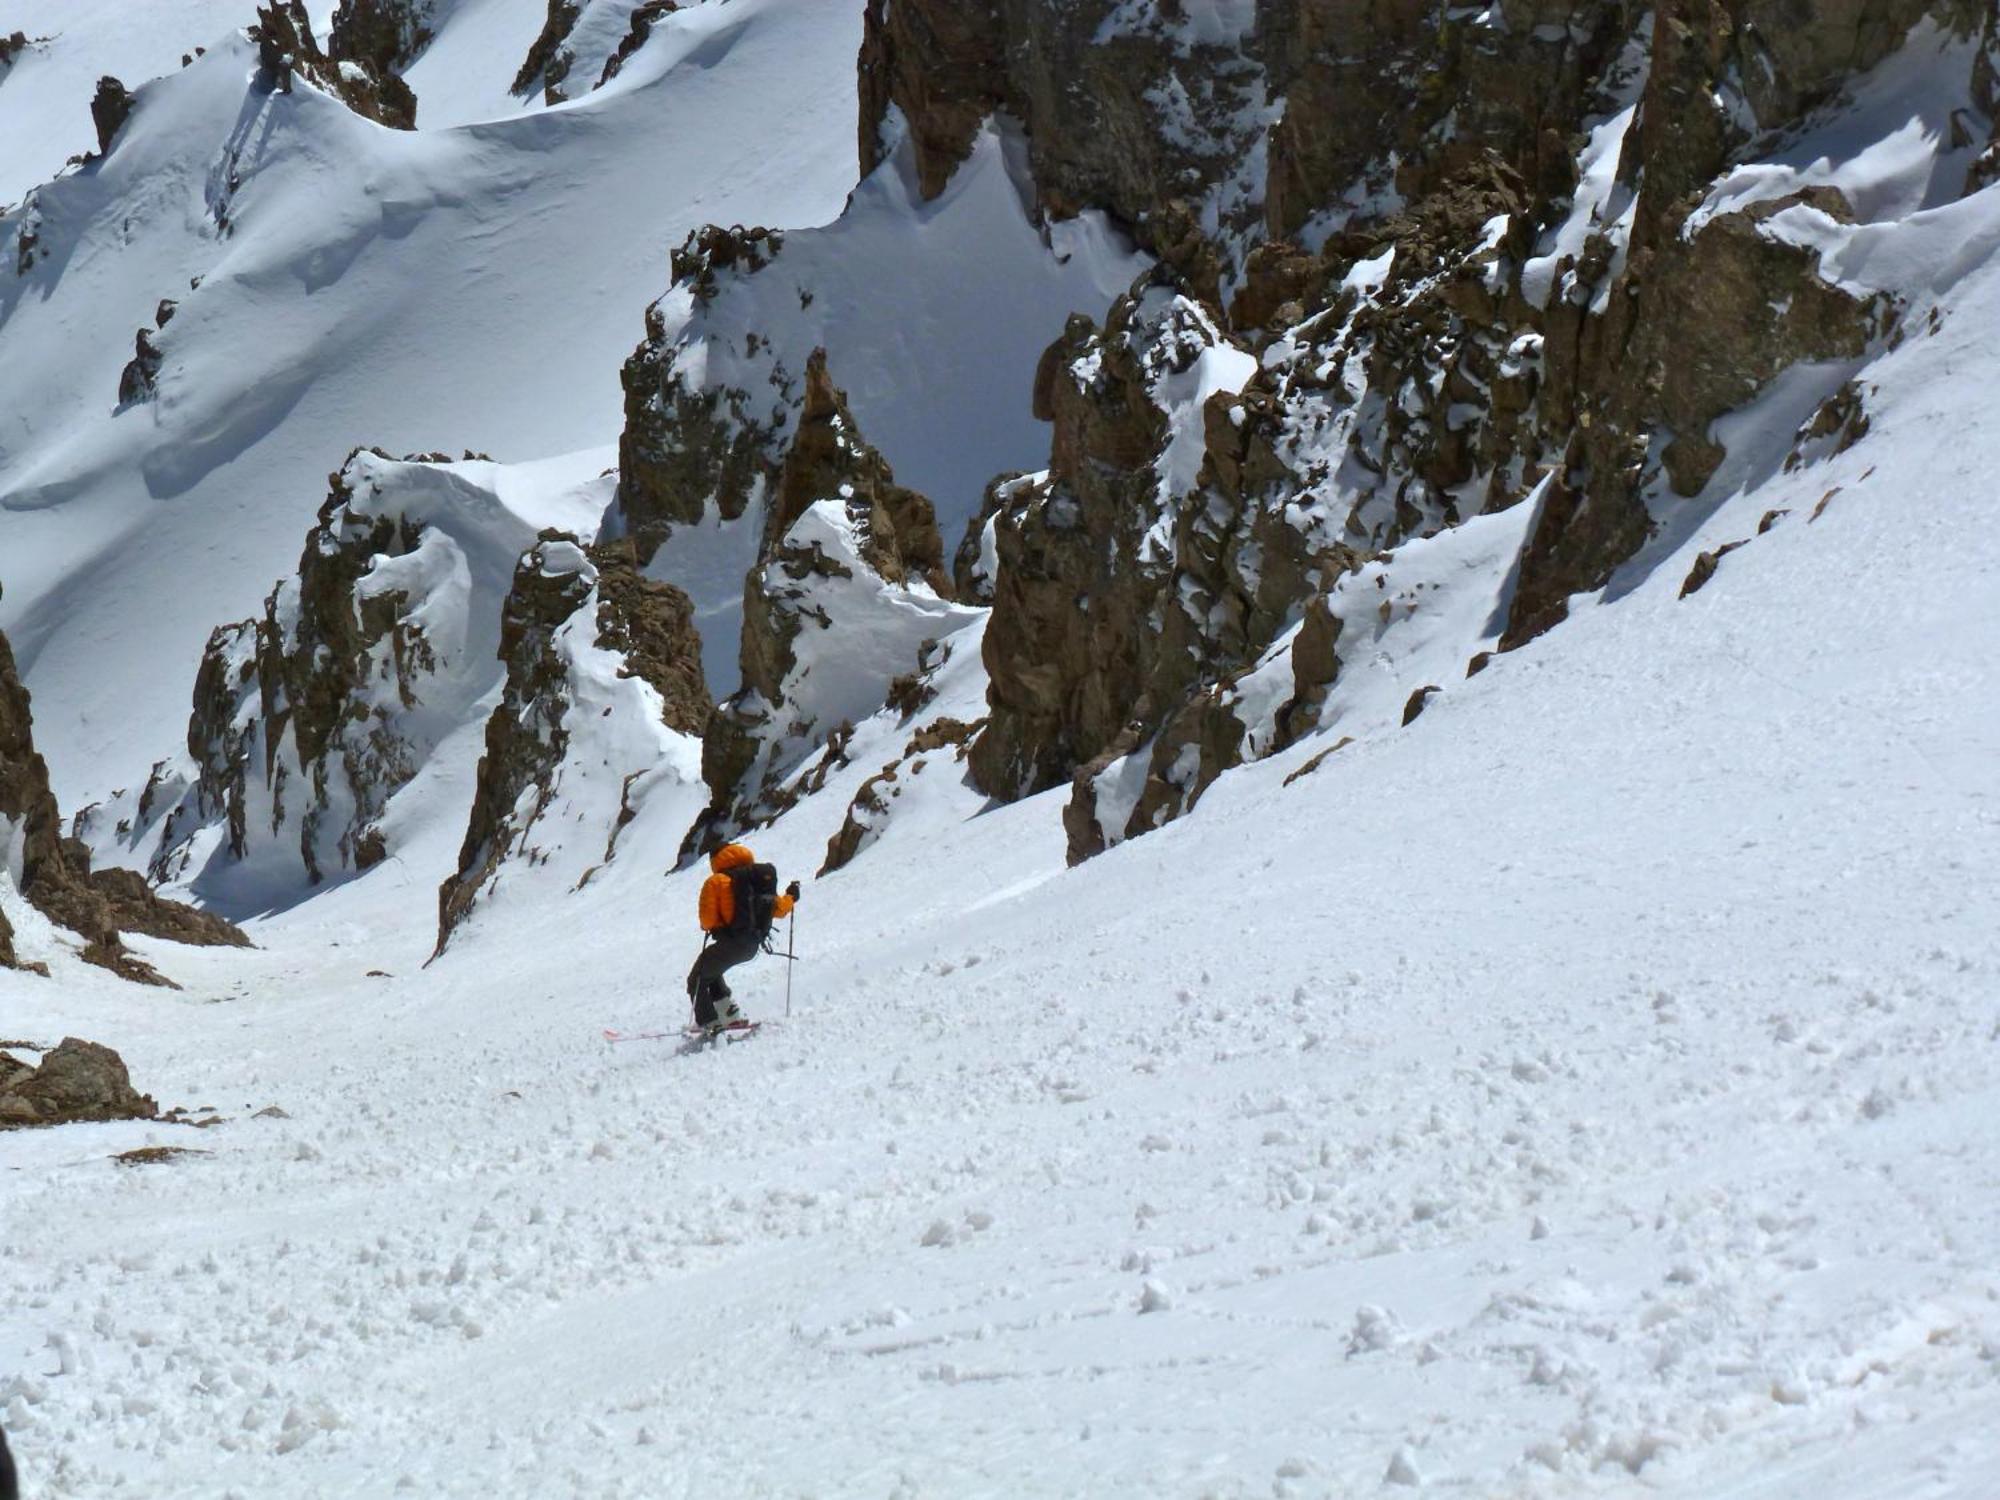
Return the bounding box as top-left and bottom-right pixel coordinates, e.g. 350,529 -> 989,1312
685,842 -> 799,1030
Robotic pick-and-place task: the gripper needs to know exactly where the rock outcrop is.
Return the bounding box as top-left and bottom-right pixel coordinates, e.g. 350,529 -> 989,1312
2,610 -> 245,984
436,535 -> 709,951
906,2 -> 1979,857
0,1039 -> 158,1128
821,709 -> 980,876
328,0 -> 440,76
587,2 -> 1988,873
147,452 -> 551,892
614,225 -> 793,561
599,2 -> 679,88
971,280 -> 1362,813
512,0 -> 582,102
687,350 -> 971,855
117,326 -> 163,407
253,0 -> 418,129
513,0 -> 681,99
858,0 -> 1269,278
90,75 -> 134,155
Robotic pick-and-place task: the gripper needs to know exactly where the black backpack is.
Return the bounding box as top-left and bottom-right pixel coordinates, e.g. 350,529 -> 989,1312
726,862 -> 780,942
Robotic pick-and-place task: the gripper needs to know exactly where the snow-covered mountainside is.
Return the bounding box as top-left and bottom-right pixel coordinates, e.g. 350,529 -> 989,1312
4,0 -> 1999,1495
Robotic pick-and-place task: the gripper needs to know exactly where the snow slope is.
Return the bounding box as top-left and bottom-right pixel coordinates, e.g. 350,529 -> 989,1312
5,172 -> 2000,1495
0,0 -> 866,804
0,0 -> 252,210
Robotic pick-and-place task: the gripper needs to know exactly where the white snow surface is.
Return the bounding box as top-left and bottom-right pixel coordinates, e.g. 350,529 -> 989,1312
0,0 -> 252,209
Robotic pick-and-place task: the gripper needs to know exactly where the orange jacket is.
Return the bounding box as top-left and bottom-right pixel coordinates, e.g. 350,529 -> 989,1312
698,843 -> 797,933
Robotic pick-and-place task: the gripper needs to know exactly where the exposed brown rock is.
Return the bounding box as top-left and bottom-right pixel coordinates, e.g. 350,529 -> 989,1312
118,326 -> 162,406
952,472 -> 1031,604
329,0 -> 438,75
599,1 -> 679,87
691,351 -> 952,852
614,226 -> 788,561
436,534 -> 597,950
0,1039 -> 157,1128
1785,380 -> 1871,472
1282,735 -> 1354,787
820,716 -> 980,876
113,1145 -> 207,1166
1508,185 -> 1879,648
436,535 -> 708,950
589,539 -> 712,738
2,614 -> 244,983
254,1 -> 417,129
1679,539 -> 1749,598
858,0 -> 1269,253
820,764 -> 896,876
1401,685 -> 1442,726
1230,242 -> 1329,335
1265,1 -> 1642,242
512,0 -> 582,101
783,0 -> 1967,865
969,294 -> 1175,801
770,350 -> 947,589
91,75 -> 133,155
176,456 -> 435,885
974,281 -> 1360,810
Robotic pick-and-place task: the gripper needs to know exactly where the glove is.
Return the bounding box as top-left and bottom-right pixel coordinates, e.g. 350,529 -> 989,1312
786,880 -> 802,902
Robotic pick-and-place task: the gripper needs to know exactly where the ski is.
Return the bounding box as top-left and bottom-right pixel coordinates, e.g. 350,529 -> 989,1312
606,1020 -> 762,1047
685,1019 -> 762,1045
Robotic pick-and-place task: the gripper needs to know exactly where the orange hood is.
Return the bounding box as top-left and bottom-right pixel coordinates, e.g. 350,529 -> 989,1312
710,843 -> 755,873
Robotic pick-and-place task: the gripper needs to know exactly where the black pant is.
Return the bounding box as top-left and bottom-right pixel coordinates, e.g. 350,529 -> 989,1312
687,931 -> 759,1024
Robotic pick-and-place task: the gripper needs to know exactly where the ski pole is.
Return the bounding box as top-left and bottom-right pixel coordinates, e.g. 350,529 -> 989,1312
785,912 -> 796,1018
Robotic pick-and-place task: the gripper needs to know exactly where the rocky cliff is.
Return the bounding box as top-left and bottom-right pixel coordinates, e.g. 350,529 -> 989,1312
514,0 -> 680,103
854,0 -> 1993,859
613,224 -> 796,562
253,1 -> 418,129
688,349 -> 972,854
2,606 -> 245,985
436,534 -> 709,951
141,452 -> 552,893
328,0 -> 442,76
